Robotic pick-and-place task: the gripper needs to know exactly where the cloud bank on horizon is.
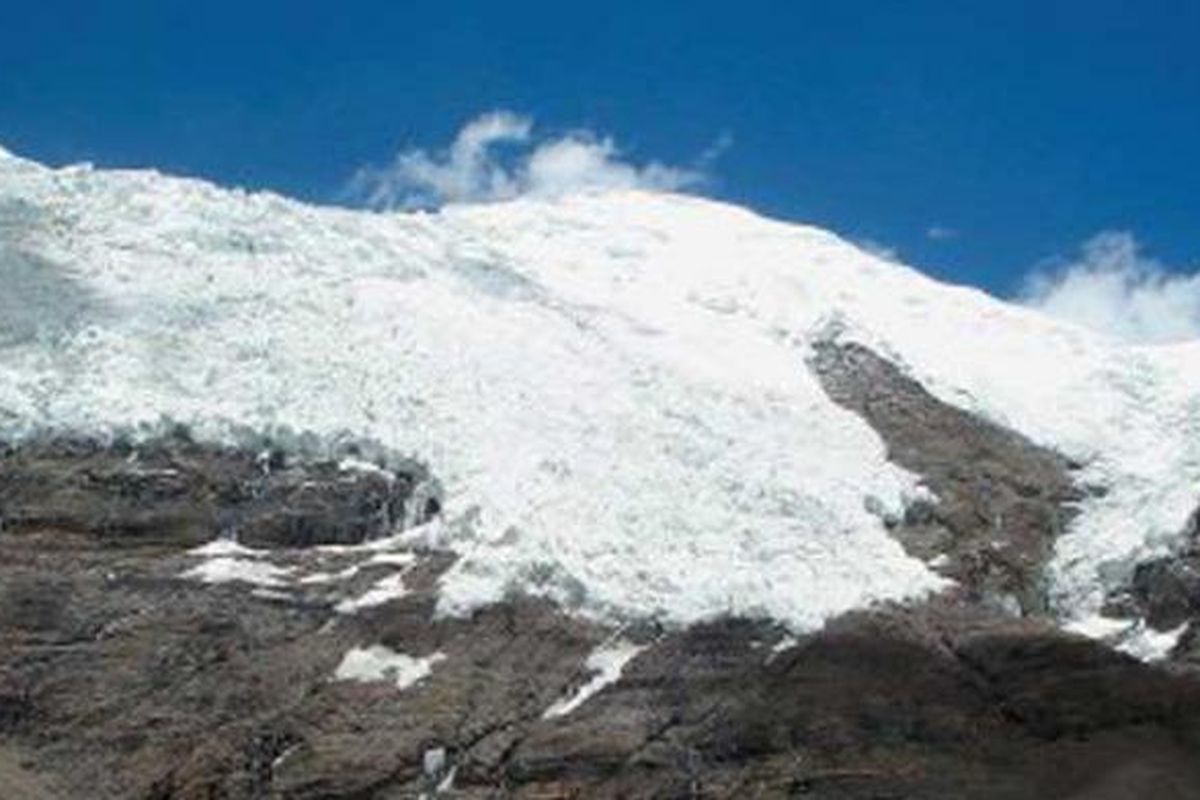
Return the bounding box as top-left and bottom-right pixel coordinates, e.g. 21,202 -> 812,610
1022,231 -> 1200,345
349,111 -> 707,210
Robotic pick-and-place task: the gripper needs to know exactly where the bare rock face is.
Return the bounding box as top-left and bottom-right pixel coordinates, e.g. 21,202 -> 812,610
1102,506 -> 1200,663
809,339 -> 1200,665
1129,558 -> 1200,632
808,340 -> 1085,616
0,432 -> 438,549
3,345 -> 1200,798
4,510 -> 1200,800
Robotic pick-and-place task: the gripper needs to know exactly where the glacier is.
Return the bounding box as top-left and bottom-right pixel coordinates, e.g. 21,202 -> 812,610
1,146 -> 1197,634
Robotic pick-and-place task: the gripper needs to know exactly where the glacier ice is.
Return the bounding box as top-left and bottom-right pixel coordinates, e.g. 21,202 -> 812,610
1,148 -> 1198,634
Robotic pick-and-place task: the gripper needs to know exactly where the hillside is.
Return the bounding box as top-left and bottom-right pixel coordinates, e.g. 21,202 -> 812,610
2,149 -> 1199,797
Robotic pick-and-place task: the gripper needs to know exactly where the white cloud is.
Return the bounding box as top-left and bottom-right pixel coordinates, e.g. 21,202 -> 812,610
350,111 -> 530,209
926,225 -> 958,241
351,111 -> 707,209
1022,231 -> 1200,344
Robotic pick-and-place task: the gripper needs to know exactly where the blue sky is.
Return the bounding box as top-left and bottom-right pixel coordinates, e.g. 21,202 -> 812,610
1,0 -> 1197,301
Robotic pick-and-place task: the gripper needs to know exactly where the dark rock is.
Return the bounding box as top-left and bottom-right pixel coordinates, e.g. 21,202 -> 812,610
808,340 -> 1083,616
1097,502 -> 1200,664
0,672 -> 32,734
4,435 -> 1200,797
1129,558 -> 1200,631
0,433 -> 438,548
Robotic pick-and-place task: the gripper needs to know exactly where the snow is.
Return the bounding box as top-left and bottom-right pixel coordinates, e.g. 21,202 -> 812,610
367,552 -> 417,567
335,573 -> 410,613
543,639 -> 646,718
1,148 -> 1198,635
1064,614 -> 1135,641
338,456 -> 396,480
770,636 -> 799,655
318,522 -> 437,555
298,564 -> 363,585
251,587 -> 293,602
299,548 -> 414,588
183,531 -> 418,601
420,747 -> 457,796
763,634 -> 800,664
188,539 -> 265,559
1066,615 -> 1189,663
926,553 -> 951,569
185,537 -> 294,589
333,645 -> 446,690
182,557 -> 292,587
423,747 -> 447,778
1117,622 -> 1189,662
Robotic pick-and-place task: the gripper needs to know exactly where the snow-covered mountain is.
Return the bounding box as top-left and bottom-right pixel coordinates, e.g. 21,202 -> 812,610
1,146 -> 1197,638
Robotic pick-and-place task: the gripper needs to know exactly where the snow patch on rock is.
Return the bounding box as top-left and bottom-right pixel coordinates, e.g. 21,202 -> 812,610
333,646 -> 446,690
335,573 -> 411,614
1117,622 -> 1190,662
182,557 -> 292,588
1066,614 -> 1189,663
187,539 -> 266,559
543,639 -> 646,718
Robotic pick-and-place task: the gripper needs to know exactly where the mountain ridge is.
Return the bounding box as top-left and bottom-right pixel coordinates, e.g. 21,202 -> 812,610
1,148 -> 1197,644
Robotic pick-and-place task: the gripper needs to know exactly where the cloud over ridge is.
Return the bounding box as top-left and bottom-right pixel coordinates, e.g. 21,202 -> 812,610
1022,231 -> 1200,344
351,111 -> 706,210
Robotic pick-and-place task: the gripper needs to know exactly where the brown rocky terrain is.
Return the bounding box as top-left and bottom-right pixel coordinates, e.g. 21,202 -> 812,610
1,343 -> 1198,799
808,339 -> 1087,616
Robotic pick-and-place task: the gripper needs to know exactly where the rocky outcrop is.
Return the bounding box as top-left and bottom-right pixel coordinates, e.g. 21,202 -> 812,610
808,339 -> 1086,616
1102,504 -> 1200,664
3,435 -> 1200,798
0,432 -> 438,549
809,339 -> 1200,666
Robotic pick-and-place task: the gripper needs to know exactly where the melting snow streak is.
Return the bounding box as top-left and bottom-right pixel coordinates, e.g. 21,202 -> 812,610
543,640 -> 646,719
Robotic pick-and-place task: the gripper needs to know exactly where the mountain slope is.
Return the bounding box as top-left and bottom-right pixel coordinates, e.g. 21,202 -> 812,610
0,148 -> 1197,637
2,435 -> 1199,799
